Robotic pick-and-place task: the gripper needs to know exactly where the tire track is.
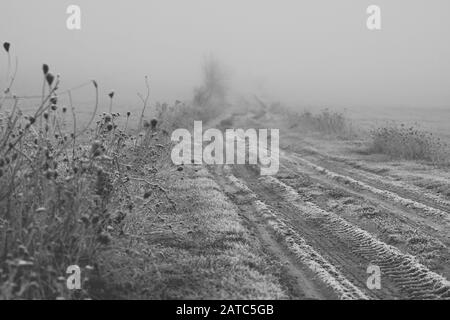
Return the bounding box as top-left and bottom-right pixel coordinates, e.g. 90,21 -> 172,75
261,174 -> 450,299
295,150 -> 450,213
224,170 -> 370,300
283,152 -> 450,224
211,120 -> 449,299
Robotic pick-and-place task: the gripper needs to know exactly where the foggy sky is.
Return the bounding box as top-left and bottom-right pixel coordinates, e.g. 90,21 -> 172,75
1,0 -> 449,110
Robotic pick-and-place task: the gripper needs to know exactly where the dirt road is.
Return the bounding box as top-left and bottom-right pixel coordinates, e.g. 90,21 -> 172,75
209,142 -> 450,299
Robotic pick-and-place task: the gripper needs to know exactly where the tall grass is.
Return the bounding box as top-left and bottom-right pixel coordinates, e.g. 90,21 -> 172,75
368,124 -> 450,163
0,42 -> 183,299
270,103 -> 355,139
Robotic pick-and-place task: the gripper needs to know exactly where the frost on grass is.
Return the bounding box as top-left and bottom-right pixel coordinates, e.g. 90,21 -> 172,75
98,171 -> 287,299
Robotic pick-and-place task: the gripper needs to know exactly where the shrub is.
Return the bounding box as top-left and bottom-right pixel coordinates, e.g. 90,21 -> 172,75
368,124 -> 449,162
192,54 -> 229,121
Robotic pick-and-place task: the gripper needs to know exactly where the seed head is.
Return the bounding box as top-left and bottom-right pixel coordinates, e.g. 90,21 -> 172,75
150,119 -> 158,130
108,91 -> 115,99
81,215 -> 90,225
45,73 -> 55,86
42,64 -> 49,75
3,42 -> 10,53
92,215 -> 100,225
45,170 -> 53,180
93,150 -> 102,157
98,231 -> 112,245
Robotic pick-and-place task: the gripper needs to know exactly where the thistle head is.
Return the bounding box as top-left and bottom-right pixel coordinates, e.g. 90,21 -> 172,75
150,119 -> 158,130
46,73 -> 55,86
3,42 -> 10,53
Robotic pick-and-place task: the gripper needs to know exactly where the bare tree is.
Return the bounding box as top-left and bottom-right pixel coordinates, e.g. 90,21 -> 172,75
193,54 -> 229,113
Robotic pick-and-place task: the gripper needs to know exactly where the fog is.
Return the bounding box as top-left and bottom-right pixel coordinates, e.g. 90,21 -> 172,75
1,0 -> 449,110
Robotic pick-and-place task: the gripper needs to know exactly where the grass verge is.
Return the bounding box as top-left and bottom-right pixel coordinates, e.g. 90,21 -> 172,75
97,165 -> 287,299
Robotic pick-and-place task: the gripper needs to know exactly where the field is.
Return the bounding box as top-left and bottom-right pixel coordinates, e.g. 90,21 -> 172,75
209,104 -> 450,299
1,41 -> 449,300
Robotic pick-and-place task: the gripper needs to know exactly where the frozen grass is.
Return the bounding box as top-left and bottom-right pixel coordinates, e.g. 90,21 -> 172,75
0,41 -> 250,299
98,169 -> 287,299
270,103 -> 356,139
0,67 -> 157,298
0,41 -> 221,299
269,101 -> 450,165
368,124 -> 450,163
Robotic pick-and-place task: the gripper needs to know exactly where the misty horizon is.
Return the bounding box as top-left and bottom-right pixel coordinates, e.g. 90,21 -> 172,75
1,0 -> 449,110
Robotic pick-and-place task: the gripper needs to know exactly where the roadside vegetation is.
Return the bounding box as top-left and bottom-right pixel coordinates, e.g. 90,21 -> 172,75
367,124 -> 450,164
268,101 -> 449,165
98,167 -> 287,299
1,42 -> 282,300
0,40 -> 171,299
269,103 -> 356,139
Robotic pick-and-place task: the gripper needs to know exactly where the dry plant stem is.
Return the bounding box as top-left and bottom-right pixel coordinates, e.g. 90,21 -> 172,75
75,81 -> 99,138
128,176 -> 176,208
125,117 -> 129,133
11,144 -> 34,165
128,176 -> 168,193
138,76 -> 150,132
0,98 -> 19,149
39,76 -> 45,128
0,56 -> 18,111
68,91 -> 77,160
3,79 -> 60,156
55,81 -> 98,158
6,51 -> 10,81
34,79 -> 60,118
